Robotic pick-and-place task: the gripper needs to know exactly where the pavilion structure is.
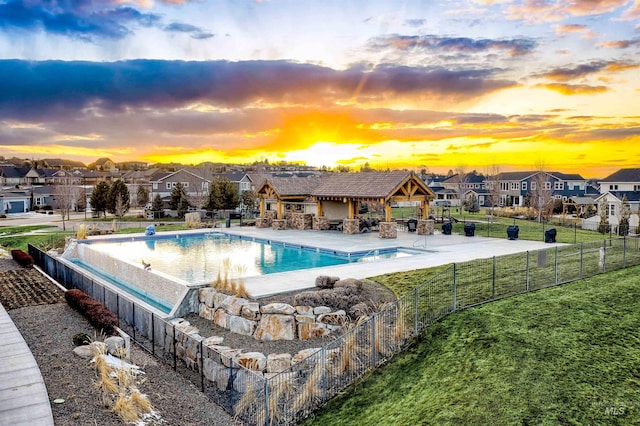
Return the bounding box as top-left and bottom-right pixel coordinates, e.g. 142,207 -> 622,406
255,171 -> 435,238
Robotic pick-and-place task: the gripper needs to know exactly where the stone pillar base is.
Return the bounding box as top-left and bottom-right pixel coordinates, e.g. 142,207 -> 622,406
342,218 -> 360,235
272,219 -> 287,230
378,222 -> 397,239
418,219 -> 434,235
256,218 -> 271,228
292,213 -> 314,230
313,216 -> 330,231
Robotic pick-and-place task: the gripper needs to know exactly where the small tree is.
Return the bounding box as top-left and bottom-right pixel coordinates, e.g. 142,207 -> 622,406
463,194 -> 480,213
241,190 -> 256,216
619,195 -> 631,236
169,183 -> 190,217
54,174 -> 79,231
107,180 -> 130,218
90,181 -> 110,218
151,193 -> 164,218
206,177 -> 239,213
598,197 -> 610,234
137,185 -> 149,208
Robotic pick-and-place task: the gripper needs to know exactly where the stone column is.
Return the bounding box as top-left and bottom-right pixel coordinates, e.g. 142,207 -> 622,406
256,218 -> 270,228
378,221 -> 397,239
313,216 -> 330,230
418,219 -> 434,235
272,219 -> 287,230
342,218 -> 360,235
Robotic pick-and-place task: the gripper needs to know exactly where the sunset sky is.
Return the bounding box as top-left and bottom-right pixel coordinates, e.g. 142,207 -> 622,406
0,0 -> 639,177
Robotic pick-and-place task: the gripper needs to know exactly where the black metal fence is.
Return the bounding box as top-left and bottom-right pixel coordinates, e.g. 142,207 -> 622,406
30,237 -> 640,425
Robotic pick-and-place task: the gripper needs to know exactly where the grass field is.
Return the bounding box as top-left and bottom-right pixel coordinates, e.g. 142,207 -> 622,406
302,265 -> 640,426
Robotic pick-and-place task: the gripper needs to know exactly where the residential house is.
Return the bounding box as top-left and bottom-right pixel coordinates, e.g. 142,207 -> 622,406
149,168 -> 210,209
0,188 -> 31,213
487,171 -> 588,207
440,172 -> 489,209
588,168 -> 640,231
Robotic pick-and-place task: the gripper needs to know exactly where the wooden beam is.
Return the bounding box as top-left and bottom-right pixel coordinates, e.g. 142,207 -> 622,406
259,198 -> 265,217
317,201 -> 323,217
385,202 -> 392,222
277,199 -> 282,219
348,200 -> 354,219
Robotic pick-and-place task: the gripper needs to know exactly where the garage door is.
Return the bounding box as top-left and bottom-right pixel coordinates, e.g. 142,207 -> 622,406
6,201 -> 25,213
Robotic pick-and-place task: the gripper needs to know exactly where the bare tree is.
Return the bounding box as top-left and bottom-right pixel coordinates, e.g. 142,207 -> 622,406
54,173 -> 80,231
530,161 -> 553,222
454,164 -> 469,212
484,162 -> 501,215
186,164 -> 213,211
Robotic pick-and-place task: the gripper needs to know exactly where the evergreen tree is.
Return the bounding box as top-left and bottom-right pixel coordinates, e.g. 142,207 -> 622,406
619,195 -> 631,236
151,194 -> 164,218
206,177 -> 239,212
137,185 -> 150,207
598,197 -> 610,234
169,183 -> 190,217
107,180 -> 130,217
90,181 -> 110,218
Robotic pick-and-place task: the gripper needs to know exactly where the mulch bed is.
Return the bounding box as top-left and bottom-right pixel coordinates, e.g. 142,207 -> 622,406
0,265 -> 65,310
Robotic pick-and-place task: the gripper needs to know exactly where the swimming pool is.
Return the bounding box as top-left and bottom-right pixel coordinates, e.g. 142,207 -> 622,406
82,232 -> 419,285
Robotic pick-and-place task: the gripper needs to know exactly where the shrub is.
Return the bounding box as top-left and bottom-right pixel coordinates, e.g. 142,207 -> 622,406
293,285 -> 365,313
11,249 -> 34,268
65,289 -> 118,335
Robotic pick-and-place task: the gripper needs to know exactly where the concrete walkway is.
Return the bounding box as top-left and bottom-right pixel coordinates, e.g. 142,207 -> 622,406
0,303 -> 54,426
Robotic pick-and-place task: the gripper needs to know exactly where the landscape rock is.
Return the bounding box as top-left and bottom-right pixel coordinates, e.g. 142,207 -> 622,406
203,336 -> 224,348
220,348 -> 243,367
72,345 -> 94,359
199,304 -> 216,321
266,353 -> 292,373
295,305 -> 314,315
229,315 -> 257,336
298,323 -> 330,340
241,303 -> 261,320
220,296 -> 250,316
314,306 -> 332,315
236,352 -> 267,371
213,309 -> 230,329
104,336 -> 125,356
315,275 -> 340,289
292,348 -> 321,364
260,303 -> 296,315
254,314 -> 296,341
199,288 -> 217,307
294,314 -> 315,324
317,310 -> 348,326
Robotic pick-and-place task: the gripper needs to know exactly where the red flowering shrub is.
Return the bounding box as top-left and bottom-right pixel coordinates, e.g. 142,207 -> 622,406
65,289 -> 118,335
11,249 -> 34,268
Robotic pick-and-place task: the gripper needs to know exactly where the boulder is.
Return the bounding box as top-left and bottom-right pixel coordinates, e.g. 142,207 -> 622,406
298,323 -> 330,340
241,303 -> 261,320
216,367 -> 232,391
292,348 -> 321,364
266,353 -> 292,373
236,352 -> 267,371
294,314 -> 315,324
233,368 -> 263,393
203,336 -> 224,348
220,348 -> 243,367
213,309 -> 230,329
104,336 -> 125,356
315,275 -> 340,289
317,310 -> 348,326
199,304 -> 216,321
213,293 -> 230,309
203,357 -> 223,382
229,315 -> 257,336
72,345 -> 94,359
314,306 -> 332,315
254,314 -> 296,341
295,305 -> 314,315
260,303 -> 296,315
220,296 -> 250,316
198,287 -> 217,307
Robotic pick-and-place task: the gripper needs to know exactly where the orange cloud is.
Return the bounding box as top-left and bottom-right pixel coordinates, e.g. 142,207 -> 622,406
537,83 -> 608,95
555,24 -> 596,39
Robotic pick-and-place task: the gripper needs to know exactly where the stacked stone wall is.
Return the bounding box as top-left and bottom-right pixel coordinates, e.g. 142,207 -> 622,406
378,221 -> 398,239
342,218 -> 360,235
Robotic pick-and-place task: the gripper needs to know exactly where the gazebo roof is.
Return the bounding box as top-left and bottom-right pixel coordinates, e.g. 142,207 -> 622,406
313,171 -> 433,200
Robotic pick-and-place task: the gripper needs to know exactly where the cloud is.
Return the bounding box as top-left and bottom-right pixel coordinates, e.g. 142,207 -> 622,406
368,34 -> 537,56
0,0 -> 161,40
597,38 -> 640,49
404,19 -> 426,27
534,60 -> 638,81
506,0 -> 628,23
537,83 -> 609,95
554,24 -> 596,39
0,59 -> 518,120
164,22 -> 214,39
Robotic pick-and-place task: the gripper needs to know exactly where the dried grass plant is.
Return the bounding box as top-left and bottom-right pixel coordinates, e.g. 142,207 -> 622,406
130,389 -> 152,414
112,393 -> 140,423
292,357 -> 324,416
76,224 -> 88,240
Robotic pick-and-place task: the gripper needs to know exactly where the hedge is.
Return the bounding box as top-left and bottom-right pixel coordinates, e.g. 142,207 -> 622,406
65,289 -> 119,335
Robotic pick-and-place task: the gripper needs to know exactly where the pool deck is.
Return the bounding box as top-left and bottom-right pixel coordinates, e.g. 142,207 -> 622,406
219,227 -> 562,298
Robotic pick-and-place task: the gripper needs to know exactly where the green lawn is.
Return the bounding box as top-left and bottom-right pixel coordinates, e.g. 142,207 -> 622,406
302,266 -> 640,426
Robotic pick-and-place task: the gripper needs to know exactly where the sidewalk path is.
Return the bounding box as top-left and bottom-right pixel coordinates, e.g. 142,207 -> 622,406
0,302 -> 54,426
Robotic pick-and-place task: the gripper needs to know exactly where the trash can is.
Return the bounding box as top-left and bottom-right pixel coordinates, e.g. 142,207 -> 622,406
464,223 -> 475,237
225,218 -> 231,228
442,222 -> 452,235
507,225 -> 519,240
544,228 -> 556,243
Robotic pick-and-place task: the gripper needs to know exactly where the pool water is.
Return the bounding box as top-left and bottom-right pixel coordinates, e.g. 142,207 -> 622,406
85,232 -> 417,285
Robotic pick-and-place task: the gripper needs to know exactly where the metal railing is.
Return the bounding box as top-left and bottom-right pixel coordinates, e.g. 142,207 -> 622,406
30,236 -> 640,425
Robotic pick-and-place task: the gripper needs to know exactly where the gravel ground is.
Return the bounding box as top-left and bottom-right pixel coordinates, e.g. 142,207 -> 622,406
3,259 -> 238,426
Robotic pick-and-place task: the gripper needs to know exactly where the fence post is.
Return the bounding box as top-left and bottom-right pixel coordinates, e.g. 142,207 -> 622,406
321,347 -> 327,404
371,315 -> 377,366
200,340 -> 204,391
172,323 -> 177,371
603,239 -> 607,273
453,263 -> 457,312
132,302 -> 136,342
623,237 -> 627,268
580,243 -> 583,279
413,287 -> 418,335
152,313 -> 155,356
525,251 -> 530,292
264,377 -> 270,426
555,246 -> 559,285
492,256 -> 496,300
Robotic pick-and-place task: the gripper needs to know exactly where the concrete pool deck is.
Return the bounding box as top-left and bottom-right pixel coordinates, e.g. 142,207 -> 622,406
219,227 -> 562,298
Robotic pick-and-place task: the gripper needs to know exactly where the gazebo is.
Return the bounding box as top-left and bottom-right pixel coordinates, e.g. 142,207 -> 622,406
255,171 -> 435,238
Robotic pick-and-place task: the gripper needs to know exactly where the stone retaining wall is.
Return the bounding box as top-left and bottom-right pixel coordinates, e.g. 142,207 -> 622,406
198,288 -> 347,341
272,219 -> 287,231
165,317 -> 341,393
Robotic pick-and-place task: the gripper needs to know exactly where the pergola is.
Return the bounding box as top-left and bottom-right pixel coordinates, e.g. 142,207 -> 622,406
562,196 -> 596,217
256,171 -> 435,222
